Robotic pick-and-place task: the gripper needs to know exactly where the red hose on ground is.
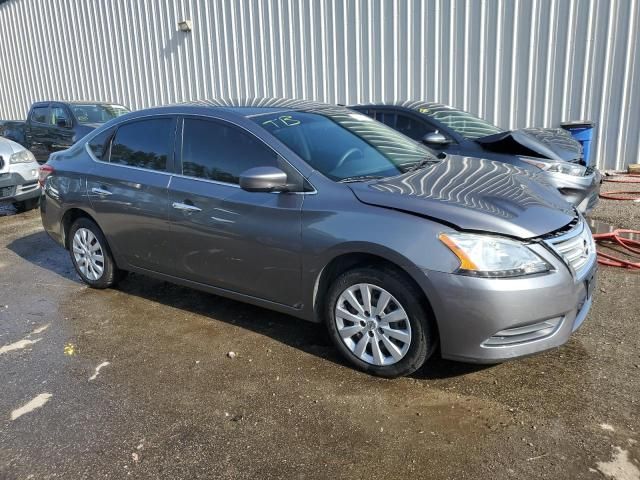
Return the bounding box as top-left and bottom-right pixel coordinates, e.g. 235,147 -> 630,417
592,229 -> 640,269
600,173 -> 640,200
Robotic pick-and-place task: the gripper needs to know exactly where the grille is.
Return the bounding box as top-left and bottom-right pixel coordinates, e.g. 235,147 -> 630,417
545,220 -> 595,276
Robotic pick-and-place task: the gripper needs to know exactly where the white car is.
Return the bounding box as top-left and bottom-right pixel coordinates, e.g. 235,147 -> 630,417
0,136 -> 40,211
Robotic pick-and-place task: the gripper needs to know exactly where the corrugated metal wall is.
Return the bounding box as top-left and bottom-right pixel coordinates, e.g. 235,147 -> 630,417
0,0 -> 638,169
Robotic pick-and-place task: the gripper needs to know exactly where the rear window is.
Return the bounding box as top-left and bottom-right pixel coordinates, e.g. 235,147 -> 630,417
30,107 -> 49,124
109,118 -> 172,171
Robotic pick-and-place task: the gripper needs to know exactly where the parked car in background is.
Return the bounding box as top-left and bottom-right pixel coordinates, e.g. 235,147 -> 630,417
0,120 -> 27,146
350,101 -> 602,215
0,136 -> 40,212
1,101 -> 130,162
40,98 -> 596,378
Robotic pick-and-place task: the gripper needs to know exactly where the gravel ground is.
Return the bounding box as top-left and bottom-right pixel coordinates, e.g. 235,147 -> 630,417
0,185 -> 638,480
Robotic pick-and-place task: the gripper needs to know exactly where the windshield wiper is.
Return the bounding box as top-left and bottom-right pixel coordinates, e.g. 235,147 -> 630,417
404,156 -> 440,173
337,175 -> 386,183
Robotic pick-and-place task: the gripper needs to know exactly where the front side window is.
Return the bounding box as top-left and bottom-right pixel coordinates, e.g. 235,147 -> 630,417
51,106 -> 70,127
181,118 -> 278,184
375,112 -> 436,140
31,107 -> 49,124
70,104 -> 130,125
417,104 -> 504,140
253,109 -> 436,182
109,118 -> 172,171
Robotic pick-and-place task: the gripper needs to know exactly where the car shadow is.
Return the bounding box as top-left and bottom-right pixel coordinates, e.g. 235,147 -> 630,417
8,230 -> 492,380
6,230 -> 81,282
0,204 -> 17,217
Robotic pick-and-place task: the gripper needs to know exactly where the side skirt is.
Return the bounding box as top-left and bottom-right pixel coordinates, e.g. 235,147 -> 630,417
124,265 -> 315,323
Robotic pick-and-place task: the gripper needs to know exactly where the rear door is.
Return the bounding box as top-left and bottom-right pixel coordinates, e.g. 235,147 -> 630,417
87,116 -> 177,273
168,116 -> 303,306
26,105 -> 51,161
49,103 -> 75,153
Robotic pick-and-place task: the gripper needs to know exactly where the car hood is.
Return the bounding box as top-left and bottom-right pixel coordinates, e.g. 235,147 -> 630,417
476,127 -> 583,163
347,155 -> 576,239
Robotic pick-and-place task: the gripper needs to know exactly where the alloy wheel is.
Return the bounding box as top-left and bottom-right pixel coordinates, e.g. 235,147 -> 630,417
334,283 -> 412,366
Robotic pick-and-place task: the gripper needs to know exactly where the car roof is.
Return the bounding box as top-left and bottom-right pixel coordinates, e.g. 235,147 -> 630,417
351,100 -> 451,112
31,100 -> 128,108
151,97 -> 343,117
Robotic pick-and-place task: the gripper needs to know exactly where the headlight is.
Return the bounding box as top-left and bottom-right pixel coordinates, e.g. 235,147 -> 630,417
439,232 -> 552,277
520,157 -> 586,177
9,149 -> 36,164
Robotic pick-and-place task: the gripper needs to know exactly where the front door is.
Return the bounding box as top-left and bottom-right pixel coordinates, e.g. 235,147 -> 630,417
49,103 -> 75,153
26,105 -> 51,162
168,116 -> 303,307
87,116 -> 177,273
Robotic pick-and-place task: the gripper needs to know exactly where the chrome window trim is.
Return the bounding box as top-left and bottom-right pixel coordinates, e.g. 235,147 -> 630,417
178,113 -> 317,194
84,111 -> 317,195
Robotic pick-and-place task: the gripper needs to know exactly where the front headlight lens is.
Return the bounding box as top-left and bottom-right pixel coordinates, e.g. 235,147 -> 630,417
520,157 -> 586,176
439,233 -> 551,277
545,162 -> 586,176
9,149 -> 36,164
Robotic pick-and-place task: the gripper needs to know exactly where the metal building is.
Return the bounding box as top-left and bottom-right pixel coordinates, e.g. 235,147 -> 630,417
0,0 -> 638,170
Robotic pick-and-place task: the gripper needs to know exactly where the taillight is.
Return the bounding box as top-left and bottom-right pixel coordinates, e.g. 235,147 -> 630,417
39,164 -> 54,186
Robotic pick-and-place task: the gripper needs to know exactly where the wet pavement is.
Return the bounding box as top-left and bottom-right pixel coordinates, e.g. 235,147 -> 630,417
0,187 -> 639,479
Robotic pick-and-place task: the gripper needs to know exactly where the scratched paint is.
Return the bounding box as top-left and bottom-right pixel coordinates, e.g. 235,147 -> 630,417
10,393 -> 52,421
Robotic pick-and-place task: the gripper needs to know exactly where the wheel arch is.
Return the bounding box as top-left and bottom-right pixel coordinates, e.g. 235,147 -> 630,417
60,207 -> 101,250
312,251 -> 438,338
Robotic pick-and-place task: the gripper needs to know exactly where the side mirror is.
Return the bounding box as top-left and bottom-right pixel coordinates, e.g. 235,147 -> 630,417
239,166 -> 288,193
422,131 -> 450,146
56,118 -> 69,128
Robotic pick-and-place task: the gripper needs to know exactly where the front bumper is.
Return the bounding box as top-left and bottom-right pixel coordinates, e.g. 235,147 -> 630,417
424,242 -> 597,363
547,168 -> 602,215
0,163 -> 41,203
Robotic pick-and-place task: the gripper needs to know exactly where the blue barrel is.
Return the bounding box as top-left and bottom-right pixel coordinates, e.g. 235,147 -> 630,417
560,120 -> 596,166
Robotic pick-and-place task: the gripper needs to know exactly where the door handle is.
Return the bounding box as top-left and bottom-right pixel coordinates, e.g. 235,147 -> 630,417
172,202 -> 202,213
91,187 -> 112,196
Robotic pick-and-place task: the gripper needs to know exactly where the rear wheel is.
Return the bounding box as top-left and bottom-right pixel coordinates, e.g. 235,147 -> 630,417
68,218 -> 122,289
325,267 -> 436,378
13,197 -> 39,212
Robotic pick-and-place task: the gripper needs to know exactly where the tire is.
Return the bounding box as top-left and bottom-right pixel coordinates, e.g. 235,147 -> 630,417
325,267 -> 436,378
13,197 -> 39,213
68,217 -> 122,289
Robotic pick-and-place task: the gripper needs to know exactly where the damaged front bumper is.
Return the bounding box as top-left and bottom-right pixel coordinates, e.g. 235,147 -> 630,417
546,167 -> 602,216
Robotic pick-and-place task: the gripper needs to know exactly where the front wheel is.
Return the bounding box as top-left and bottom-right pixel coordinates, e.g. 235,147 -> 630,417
68,218 -> 122,289
325,267 -> 436,378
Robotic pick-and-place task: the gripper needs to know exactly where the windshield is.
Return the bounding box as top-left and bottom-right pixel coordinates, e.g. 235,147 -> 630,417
252,110 -> 437,181
70,104 -> 130,125
417,104 -> 504,140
